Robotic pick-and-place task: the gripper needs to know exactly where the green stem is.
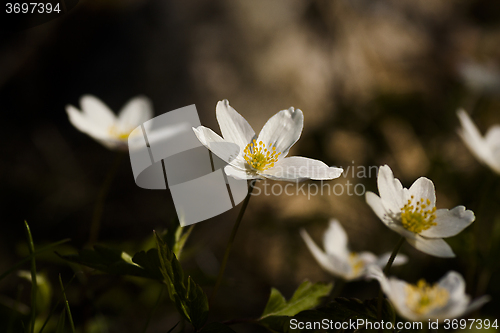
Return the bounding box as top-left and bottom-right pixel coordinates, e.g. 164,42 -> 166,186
24,221 -> 37,333
377,237 -> 405,333
89,151 -> 124,244
59,274 -> 76,333
39,274 -> 76,333
210,180 -> 257,304
383,237 -> 405,275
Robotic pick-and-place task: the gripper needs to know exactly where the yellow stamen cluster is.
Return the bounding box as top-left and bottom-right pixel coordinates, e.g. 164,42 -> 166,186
348,253 -> 365,276
405,279 -> 449,315
401,196 -> 437,234
109,126 -> 131,140
243,140 -> 281,171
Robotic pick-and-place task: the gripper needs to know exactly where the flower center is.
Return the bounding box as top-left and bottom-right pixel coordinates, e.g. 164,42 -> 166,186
348,253 -> 365,276
405,279 -> 449,315
243,139 -> 281,171
109,126 -> 132,140
401,195 -> 437,234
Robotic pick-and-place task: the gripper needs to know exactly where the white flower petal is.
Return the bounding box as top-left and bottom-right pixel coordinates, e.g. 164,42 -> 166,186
323,219 -> 350,259
463,296 -> 491,316
407,177 -> 436,208
377,165 -> 405,213
192,126 -> 246,169
216,100 -> 256,149
256,107 -> 303,157
406,235 -> 455,258
300,229 -> 337,275
262,157 -> 342,181
300,229 -> 357,280
437,271 -> 466,301
386,279 -> 422,321
365,192 -> 392,225
485,125 -> 500,169
117,96 -> 153,133
358,251 -> 378,263
434,271 -> 471,319
457,109 -> 486,156
485,124 -> 500,148
66,105 -> 111,140
366,266 -> 395,299
390,224 -> 418,240
375,252 -> 408,268
224,165 -> 260,180
420,206 -> 475,238
368,267 -> 431,322
327,255 -> 354,280
457,109 -> 500,173
80,95 -> 117,128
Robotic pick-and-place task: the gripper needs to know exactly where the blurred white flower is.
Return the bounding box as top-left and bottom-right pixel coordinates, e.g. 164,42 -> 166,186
66,95 -> 153,150
300,219 -> 407,280
193,100 -> 343,181
457,109 -> 500,174
457,61 -> 500,95
365,165 -> 475,258
368,266 -> 490,322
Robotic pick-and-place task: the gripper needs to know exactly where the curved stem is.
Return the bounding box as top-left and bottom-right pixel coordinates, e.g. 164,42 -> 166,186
89,151 -> 124,244
377,237 -> 405,332
210,180 -> 257,304
383,237 -> 405,275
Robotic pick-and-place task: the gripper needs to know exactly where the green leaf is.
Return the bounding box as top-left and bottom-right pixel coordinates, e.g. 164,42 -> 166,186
199,322 -> 237,333
154,231 -> 209,329
260,281 -> 332,319
259,297 -> 395,333
131,249 -> 164,280
58,245 -> 163,280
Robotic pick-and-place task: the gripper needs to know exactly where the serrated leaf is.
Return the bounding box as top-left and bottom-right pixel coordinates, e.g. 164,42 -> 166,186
131,249 -> 163,280
260,281 -> 332,319
199,322 -> 237,333
58,245 -> 162,280
155,231 -> 209,329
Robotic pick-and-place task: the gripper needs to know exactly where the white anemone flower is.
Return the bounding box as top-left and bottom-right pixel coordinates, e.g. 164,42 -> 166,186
368,266 -> 490,322
300,219 -> 407,281
192,100 -> 343,181
365,165 -> 475,258
66,95 -> 153,151
457,109 -> 500,174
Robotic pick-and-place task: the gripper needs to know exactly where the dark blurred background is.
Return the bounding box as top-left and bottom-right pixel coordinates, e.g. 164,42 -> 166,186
1,0 -> 500,332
